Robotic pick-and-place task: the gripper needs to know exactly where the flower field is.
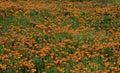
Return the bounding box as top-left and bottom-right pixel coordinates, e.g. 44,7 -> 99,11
0,0 -> 120,73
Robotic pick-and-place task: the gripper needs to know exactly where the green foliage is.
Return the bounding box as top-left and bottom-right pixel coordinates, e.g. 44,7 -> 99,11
5,68 -> 15,73
106,0 -> 120,3
33,57 -> 45,73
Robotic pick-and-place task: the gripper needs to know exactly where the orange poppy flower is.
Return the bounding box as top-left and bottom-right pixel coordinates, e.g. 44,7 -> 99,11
117,57 -> 120,66
82,45 -> 87,49
56,67 -> 64,72
104,62 -> 110,67
54,59 -> 59,64
40,53 -> 46,57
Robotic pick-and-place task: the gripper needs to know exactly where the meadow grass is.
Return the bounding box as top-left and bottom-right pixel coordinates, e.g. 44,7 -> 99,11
0,0 -> 120,73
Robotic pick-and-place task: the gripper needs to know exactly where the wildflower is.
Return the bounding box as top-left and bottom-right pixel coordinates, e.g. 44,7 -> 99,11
101,70 -> 109,73
46,65 -> 51,69
54,59 -> 59,64
104,62 -> 110,67
40,53 -> 46,57
50,53 -> 54,58
0,64 -> 6,69
56,67 -> 64,72
117,57 -> 120,66
0,41 -> 4,45
82,45 -> 87,49
31,69 -> 36,73
83,68 -> 88,71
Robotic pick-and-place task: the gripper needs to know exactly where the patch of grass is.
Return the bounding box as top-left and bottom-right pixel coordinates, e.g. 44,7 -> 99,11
45,66 -> 58,73
28,9 -> 56,24
53,32 -> 73,42
33,57 -> 45,73
5,68 -> 15,73
103,48 -> 113,56
106,0 -> 120,3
